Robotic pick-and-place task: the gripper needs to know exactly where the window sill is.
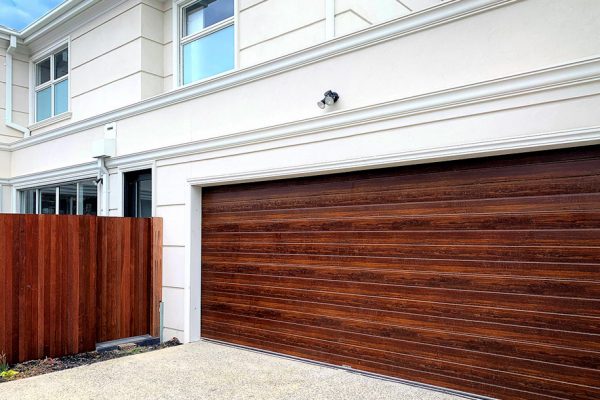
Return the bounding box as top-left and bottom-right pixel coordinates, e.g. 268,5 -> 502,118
29,112 -> 72,132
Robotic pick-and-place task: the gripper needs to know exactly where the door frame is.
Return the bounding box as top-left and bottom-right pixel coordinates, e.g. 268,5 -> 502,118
183,136 -> 598,343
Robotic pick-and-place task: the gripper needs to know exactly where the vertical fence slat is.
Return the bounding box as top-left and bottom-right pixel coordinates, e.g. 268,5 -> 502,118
150,218 -> 163,338
0,215 -> 163,364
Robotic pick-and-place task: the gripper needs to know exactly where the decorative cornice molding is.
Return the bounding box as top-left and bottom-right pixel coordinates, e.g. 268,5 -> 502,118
187,126 -> 600,186
9,162 -> 98,187
7,56 -> 600,186
21,0 -> 101,43
103,57 -> 600,167
10,0 -> 513,151
7,124 -> 600,188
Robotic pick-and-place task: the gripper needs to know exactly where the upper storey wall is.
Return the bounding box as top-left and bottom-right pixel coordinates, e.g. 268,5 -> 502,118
8,0 -> 600,178
236,0 -> 449,68
22,0 -> 456,135
238,0 -> 327,67
25,0 -> 169,135
0,44 -> 29,142
10,0 -> 600,139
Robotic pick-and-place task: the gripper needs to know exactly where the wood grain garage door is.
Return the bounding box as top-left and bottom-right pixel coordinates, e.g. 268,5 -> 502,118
201,146 -> 600,400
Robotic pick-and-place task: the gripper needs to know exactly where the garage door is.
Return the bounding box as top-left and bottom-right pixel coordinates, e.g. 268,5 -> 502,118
201,146 -> 600,400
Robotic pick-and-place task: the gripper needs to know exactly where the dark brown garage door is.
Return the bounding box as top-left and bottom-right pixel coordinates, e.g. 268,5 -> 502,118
201,146 -> 600,400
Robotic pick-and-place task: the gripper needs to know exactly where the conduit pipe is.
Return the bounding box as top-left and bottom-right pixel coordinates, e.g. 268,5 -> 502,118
5,35 -> 30,137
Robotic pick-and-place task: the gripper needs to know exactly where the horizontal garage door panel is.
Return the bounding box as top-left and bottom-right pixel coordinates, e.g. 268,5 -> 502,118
204,280 -> 600,345
201,308 -> 597,389
201,146 -> 600,400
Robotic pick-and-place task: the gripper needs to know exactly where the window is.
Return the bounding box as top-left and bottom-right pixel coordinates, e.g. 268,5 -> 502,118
34,46 -> 69,122
20,189 -> 37,214
180,0 -> 234,85
19,180 -> 97,215
124,170 -> 152,218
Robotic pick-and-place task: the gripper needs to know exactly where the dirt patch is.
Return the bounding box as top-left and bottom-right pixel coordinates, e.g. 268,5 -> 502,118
0,338 -> 181,383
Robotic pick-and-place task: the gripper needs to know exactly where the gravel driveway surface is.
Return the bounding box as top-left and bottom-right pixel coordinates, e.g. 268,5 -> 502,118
0,340 -> 465,400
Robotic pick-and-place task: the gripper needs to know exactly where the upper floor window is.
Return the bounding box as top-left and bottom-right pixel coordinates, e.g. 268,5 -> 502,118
180,0 -> 235,85
34,47 -> 69,122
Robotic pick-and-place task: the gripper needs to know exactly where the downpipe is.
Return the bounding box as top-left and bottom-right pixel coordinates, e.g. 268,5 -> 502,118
97,156 -> 110,216
5,35 -> 30,137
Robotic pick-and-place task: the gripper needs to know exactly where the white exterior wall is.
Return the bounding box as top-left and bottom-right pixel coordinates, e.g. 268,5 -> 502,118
26,0 -> 169,135
0,184 -> 11,212
0,45 -> 29,142
238,0 -> 326,67
17,0 -> 461,137
0,145 -> 11,212
11,0 -> 600,175
2,0 -> 600,341
334,0 -> 411,37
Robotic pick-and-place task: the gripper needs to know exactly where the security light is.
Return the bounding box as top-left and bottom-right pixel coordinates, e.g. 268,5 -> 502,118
317,90 -> 339,109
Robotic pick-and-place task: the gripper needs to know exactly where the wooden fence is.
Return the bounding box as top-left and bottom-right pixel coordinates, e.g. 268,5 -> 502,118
0,214 -> 162,364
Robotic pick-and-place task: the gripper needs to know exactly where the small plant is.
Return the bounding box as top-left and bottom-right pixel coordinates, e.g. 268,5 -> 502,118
0,353 -> 8,373
0,353 -> 18,380
0,370 -> 18,380
126,347 -> 144,355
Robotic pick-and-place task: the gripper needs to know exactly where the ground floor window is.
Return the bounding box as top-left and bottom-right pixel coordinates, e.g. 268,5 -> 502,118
19,180 -> 98,215
123,169 -> 152,217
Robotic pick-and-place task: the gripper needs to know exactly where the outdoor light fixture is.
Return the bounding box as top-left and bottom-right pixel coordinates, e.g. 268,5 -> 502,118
317,90 -> 339,109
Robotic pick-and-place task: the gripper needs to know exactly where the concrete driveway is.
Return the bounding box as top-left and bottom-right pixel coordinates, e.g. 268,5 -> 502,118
0,340 -> 464,400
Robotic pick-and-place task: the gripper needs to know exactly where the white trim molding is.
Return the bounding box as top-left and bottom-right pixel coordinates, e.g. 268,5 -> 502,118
20,0 -> 101,44
10,0 -> 513,150
101,56 -> 600,167
10,162 -> 98,189
5,56 -> 600,186
28,112 -> 72,131
187,126 -> 600,186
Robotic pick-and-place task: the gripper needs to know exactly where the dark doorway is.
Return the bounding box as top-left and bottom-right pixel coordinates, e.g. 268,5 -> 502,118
124,169 -> 152,217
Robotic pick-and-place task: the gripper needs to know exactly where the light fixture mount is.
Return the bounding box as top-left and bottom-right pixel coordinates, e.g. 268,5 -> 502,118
317,90 -> 340,109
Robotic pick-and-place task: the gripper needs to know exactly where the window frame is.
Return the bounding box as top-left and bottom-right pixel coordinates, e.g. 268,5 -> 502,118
18,179 -> 98,216
123,169 -> 153,218
30,38 -> 71,125
174,0 -> 238,87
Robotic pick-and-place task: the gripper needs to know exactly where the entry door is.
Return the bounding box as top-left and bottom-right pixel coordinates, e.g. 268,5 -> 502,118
124,169 -> 152,218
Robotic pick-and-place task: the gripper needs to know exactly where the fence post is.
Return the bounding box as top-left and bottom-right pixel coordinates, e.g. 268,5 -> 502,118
150,218 -> 163,338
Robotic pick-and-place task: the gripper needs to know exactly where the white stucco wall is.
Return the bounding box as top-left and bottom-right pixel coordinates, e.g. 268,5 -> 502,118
14,0 -> 466,137
25,0 -> 169,135
11,0 -> 600,175
0,45 -> 29,142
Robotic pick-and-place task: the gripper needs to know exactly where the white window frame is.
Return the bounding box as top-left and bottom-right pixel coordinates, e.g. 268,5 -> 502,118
18,179 -> 98,216
173,0 -> 239,87
29,38 -> 71,125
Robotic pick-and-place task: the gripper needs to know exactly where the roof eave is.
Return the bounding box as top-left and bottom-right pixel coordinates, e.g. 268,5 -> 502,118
19,0 -> 101,43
